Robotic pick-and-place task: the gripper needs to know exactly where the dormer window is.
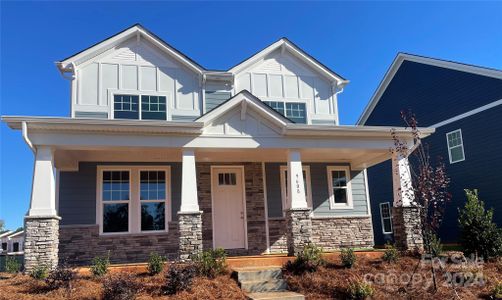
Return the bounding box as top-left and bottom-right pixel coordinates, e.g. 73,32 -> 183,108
113,94 -> 167,120
264,101 -> 307,124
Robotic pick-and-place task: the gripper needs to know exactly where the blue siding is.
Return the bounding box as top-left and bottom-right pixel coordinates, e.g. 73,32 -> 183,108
59,162 -> 182,226
171,115 -> 196,122
205,91 -> 231,112
265,163 -> 369,218
365,60 -> 502,245
75,111 -> 108,119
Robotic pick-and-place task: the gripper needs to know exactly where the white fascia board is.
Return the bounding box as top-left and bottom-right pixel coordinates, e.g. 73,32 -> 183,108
357,53 -> 502,125
7,231 -> 24,239
285,124 -> 435,139
0,231 -> 13,239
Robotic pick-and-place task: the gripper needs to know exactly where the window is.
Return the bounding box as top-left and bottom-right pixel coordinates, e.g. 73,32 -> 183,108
12,242 -> 19,252
327,166 -> 353,209
114,95 -> 139,119
263,101 -> 307,124
379,202 -> 393,234
141,95 -> 167,120
1,242 -> 6,251
140,171 -> 167,231
218,173 -> 237,185
98,166 -> 171,234
446,129 -> 465,163
279,166 -> 312,213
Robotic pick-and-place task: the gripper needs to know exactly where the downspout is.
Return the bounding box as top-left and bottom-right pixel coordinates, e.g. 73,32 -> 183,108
332,83 -> 344,125
22,122 -> 35,154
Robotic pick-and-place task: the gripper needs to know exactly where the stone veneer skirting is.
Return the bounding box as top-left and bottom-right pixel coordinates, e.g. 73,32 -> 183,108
392,207 -> 424,252
24,216 -> 60,272
178,211 -> 203,260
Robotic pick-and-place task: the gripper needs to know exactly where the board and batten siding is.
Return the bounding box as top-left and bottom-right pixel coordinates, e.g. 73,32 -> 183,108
58,162 -> 182,226
265,163 -> 369,218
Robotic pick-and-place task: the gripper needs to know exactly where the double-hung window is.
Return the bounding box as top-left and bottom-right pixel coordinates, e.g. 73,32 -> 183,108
379,202 -> 393,234
446,129 -> 465,164
263,101 -> 307,124
114,95 -> 139,119
98,166 -> 170,234
113,94 -> 167,120
327,166 -> 353,209
141,95 -> 167,120
279,165 -> 312,213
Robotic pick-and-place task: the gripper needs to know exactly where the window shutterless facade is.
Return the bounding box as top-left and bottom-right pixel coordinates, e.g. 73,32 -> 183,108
113,94 -> 167,121
279,165 -> 312,213
446,129 -> 465,164
327,166 -> 353,209
263,101 -> 307,124
97,166 -> 170,235
379,202 -> 393,234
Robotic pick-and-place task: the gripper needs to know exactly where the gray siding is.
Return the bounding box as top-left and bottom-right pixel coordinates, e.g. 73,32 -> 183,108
58,162 -> 182,226
265,163 -> 369,218
171,115 -> 196,122
74,111 -> 108,119
311,119 -> 336,125
205,91 -> 231,112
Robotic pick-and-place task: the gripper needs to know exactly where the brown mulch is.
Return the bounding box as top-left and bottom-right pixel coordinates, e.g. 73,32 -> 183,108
284,254 -> 502,299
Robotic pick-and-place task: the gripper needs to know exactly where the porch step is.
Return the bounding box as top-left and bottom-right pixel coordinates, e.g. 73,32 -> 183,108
234,267 -> 283,282
239,279 -> 288,293
246,291 -> 305,300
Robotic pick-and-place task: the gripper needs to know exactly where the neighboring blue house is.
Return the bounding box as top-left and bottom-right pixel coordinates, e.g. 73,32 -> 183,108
358,53 -> 502,245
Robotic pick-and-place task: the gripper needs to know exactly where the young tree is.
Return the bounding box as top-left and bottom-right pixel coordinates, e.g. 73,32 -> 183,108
0,219 -> 5,233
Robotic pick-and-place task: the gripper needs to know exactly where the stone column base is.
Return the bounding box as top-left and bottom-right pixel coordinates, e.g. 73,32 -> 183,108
392,206 -> 424,252
24,215 -> 61,272
178,211 -> 203,260
285,208 -> 312,256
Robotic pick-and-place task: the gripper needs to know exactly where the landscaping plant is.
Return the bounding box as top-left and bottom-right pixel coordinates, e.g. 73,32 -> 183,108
102,272 -> 139,300
341,248 -> 356,268
45,262 -> 76,290
147,252 -> 165,275
458,189 -> 502,259
193,248 -> 227,278
29,263 -> 49,280
491,282 -> 502,300
90,252 -> 110,277
285,243 -> 324,274
347,279 -> 374,300
382,243 -> 399,263
164,262 -> 197,295
5,256 -> 21,273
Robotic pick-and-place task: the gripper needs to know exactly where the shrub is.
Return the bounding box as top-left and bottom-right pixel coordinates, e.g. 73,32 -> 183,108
491,282 -> 502,300
29,264 -> 49,280
5,256 -> 21,273
285,243 -> 324,274
382,243 -> 399,263
102,272 -> 139,300
90,253 -> 110,277
341,248 -> 356,268
164,262 -> 197,295
147,252 -> 165,275
347,280 -> 374,300
458,189 -> 502,259
45,262 -> 76,290
193,248 -> 227,278
424,230 -> 443,257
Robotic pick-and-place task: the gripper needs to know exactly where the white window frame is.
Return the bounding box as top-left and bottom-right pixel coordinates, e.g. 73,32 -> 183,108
96,165 -> 171,235
327,166 -> 353,209
279,165 -> 312,215
446,129 -> 465,164
109,90 -> 170,121
379,202 -> 393,234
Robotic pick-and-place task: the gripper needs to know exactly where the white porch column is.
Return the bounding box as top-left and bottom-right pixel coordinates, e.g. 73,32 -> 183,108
391,153 -> 414,207
28,146 -> 57,216
180,149 -> 199,212
287,150 -> 308,209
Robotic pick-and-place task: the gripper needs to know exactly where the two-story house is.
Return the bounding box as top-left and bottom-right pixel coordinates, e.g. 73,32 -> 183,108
0,230 -> 24,254
3,24 -> 433,271
358,53 -> 502,245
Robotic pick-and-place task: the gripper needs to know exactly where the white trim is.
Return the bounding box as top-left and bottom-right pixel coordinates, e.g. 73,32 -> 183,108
327,165 -> 353,210
96,165 -> 171,235
431,98 -> 502,128
262,162 -> 270,254
363,169 -> 371,217
446,129 -> 466,164
379,202 -> 393,234
357,53 -> 502,125
279,165 -> 312,215
210,165 -> 248,250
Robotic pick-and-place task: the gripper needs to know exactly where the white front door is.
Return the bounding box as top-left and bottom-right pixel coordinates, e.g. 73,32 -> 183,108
212,167 -> 246,249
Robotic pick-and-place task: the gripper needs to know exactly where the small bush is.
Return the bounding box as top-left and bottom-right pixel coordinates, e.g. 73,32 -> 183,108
347,280 -> 374,300
147,252 -> 165,275
491,282 -> 502,300
285,243 -> 324,274
193,248 -> 226,278
29,264 -> 49,280
5,256 -> 21,273
382,243 -> 399,263
90,253 -> 110,277
424,230 -> 443,257
341,248 -> 356,268
164,262 -> 197,295
45,262 -> 76,290
458,189 -> 502,259
102,272 -> 139,300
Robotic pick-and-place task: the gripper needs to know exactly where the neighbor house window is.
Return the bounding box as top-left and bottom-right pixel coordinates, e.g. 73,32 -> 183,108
12,242 -> 19,252
446,129 -> 465,163
1,242 -> 7,251
379,202 -> 393,234
114,95 -> 139,119
98,166 -> 170,235
264,101 -> 307,124
327,166 -> 353,209
113,94 -> 167,120
141,95 -> 167,120
279,166 -> 312,213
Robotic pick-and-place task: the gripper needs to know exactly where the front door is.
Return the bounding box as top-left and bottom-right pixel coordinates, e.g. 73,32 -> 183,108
212,167 -> 246,249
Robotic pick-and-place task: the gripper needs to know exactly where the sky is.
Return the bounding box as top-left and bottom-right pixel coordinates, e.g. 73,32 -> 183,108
1,1 -> 501,229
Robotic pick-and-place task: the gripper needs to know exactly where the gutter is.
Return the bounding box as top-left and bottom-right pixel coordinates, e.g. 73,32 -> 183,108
22,121 -> 35,153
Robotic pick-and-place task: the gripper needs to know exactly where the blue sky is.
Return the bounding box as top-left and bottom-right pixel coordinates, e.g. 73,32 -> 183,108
1,1 -> 501,229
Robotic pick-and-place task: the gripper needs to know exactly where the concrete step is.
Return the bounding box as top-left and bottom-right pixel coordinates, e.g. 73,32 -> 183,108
233,267 -> 283,282
246,291 -> 305,300
239,279 -> 288,293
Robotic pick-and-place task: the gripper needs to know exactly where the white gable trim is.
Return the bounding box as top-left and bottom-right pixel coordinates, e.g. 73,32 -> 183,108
357,53 -> 502,125
228,39 -> 348,87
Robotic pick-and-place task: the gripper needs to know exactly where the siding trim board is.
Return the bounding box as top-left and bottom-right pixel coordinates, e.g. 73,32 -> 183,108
431,98 -> 502,128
